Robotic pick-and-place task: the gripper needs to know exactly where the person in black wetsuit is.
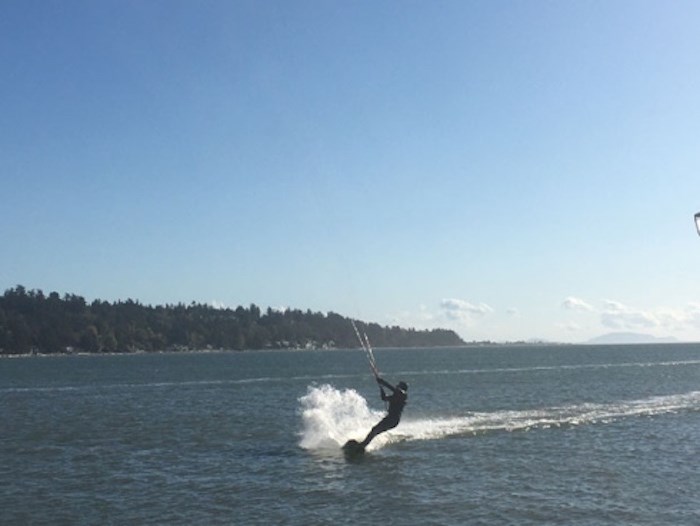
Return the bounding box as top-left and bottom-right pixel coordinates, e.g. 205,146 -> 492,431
360,378 -> 408,448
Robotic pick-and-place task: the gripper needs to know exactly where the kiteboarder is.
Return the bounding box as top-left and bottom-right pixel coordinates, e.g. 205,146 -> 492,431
359,377 -> 408,448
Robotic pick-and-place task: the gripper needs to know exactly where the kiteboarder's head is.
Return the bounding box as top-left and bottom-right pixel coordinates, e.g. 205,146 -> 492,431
397,381 -> 408,393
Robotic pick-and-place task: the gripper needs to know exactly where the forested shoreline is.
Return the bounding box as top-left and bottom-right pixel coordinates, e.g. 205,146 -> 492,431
0,286 -> 464,355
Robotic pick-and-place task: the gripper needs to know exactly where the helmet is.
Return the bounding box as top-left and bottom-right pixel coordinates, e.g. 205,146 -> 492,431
397,381 -> 408,392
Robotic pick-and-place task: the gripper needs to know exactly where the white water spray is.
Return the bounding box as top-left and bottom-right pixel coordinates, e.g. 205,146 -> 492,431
298,384 -> 385,451
299,385 -> 700,451
393,390 -> 700,442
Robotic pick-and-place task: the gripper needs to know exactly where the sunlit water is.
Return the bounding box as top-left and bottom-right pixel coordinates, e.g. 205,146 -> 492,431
2,344 -> 699,524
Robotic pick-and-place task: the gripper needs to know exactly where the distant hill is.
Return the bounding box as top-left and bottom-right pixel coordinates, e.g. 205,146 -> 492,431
587,332 -> 679,345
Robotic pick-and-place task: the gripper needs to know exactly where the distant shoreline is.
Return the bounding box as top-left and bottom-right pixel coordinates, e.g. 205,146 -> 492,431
4,339 -> 698,359
0,285 -> 464,356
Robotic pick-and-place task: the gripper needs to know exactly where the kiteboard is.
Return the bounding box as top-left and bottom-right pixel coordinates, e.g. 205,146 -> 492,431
342,439 -> 365,458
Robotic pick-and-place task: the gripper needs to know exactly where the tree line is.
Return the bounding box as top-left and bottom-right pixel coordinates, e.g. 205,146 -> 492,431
0,285 -> 464,355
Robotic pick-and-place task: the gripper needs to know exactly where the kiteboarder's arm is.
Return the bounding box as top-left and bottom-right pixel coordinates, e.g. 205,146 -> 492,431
380,386 -> 388,401
377,377 -> 396,393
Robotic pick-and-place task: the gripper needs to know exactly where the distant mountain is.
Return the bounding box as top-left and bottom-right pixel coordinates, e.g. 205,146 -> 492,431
587,332 -> 679,345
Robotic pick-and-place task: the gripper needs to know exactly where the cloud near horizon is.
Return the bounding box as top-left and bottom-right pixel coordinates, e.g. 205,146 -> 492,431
562,296 -> 594,312
440,298 -> 494,324
600,300 -> 658,330
562,296 -> 700,335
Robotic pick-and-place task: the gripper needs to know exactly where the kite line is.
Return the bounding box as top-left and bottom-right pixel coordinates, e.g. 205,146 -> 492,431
351,319 -> 379,379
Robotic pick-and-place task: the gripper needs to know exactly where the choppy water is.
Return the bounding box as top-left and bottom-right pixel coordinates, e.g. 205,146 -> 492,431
2,344 -> 699,525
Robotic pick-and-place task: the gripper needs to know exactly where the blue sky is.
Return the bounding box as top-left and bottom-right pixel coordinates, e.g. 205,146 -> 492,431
2,1 -> 700,343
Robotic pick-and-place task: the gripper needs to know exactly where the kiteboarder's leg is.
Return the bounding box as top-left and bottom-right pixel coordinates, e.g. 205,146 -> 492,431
360,424 -> 383,448
360,416 -> 398,448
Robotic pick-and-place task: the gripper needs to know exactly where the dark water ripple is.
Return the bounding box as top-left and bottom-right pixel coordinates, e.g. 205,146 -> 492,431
2,344 -> 700,525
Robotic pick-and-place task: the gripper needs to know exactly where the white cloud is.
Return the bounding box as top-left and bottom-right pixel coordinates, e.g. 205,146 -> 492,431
559,297 -> 700,338
600,300 -> 658,330
391,297 -> 700,342
388,299 -> 493,335
562,296 -> 594,312
440,298 -> 493,324
571,299 -> 700,336
685,303 -> 700,328
651,303 -> 700,331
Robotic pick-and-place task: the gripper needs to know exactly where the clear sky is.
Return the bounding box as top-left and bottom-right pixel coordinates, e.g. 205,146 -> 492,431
2,1 -> 700,343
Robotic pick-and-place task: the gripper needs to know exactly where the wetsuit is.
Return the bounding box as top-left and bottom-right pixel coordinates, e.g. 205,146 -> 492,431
360,378 -> 407,447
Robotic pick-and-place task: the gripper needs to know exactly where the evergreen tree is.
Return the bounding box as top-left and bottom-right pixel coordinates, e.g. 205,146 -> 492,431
0,285 -> 465,355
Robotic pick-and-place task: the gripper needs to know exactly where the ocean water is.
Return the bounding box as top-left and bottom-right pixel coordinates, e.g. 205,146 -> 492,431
2,344 -> 699,525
